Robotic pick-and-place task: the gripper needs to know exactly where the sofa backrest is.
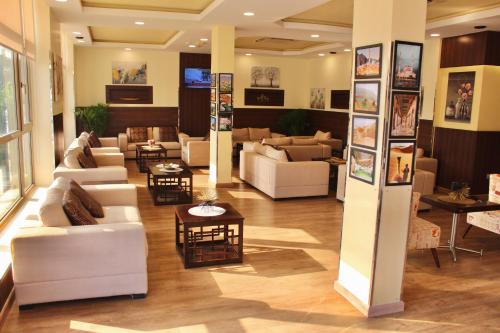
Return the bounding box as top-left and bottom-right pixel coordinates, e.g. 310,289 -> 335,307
39,177 -> 72,227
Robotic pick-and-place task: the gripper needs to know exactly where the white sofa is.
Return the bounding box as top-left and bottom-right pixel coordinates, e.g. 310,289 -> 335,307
11,178 -> 148,307
179,134 -> 210,167
118,127 -> 181,159
239,142 -> 330,199
262,137 -> 331,161
79,132 -> 120,154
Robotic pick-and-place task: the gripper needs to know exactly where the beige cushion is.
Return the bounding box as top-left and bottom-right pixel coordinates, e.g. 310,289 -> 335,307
232,128 -> 250,142
292,138 -> 319,145
127,142 -> 148,151
254,142 -> 267,155
249,128 -> 271,141
263,146 -> 288,162
96,206 -> 142,225
39,178 -> 73,227
314,130 -> 331,140
408,217 -> 441,250
64,147 -> 83,169
416,148 -> 424,158
62,190 -> 98,226
262,137 -> 293,146
157,142 -> 181,150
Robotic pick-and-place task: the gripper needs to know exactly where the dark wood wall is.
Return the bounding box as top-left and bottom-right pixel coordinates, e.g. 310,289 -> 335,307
179,53 -> 211,136
0,266 -> 13,320
440,31 -> 500,68
53,113 -> 64,167
416,119 -> 433,156
103,107 -> 178,137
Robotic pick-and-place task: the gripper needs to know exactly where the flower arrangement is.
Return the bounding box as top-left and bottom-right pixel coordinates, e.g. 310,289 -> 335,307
196,189 -> 218,209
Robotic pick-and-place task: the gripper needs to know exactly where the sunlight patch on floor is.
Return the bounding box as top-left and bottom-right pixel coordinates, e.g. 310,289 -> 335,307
245,225 -> 321,244
70,321 -> 210,333
227,190 -> 265,200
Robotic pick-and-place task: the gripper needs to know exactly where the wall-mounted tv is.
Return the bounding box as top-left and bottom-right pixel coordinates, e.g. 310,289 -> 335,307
184,68 -> 211,88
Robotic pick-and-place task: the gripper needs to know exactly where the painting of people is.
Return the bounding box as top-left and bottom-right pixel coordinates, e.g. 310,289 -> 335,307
386,141 -> 415,186
392,41 -> 423,90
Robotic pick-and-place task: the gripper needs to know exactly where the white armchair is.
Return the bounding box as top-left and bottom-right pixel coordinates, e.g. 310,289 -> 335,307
180,134 -> 209,167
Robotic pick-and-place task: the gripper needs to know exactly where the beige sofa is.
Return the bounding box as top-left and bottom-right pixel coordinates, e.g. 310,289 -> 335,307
79,132 -> 120,154
118,127 -> 181,159
179,134 -> 210,167
414,148 -> 438,210
239,142 -> 330,199
291,130 -> 343,153
262,137 -> 331,161
11,178 -> 148,307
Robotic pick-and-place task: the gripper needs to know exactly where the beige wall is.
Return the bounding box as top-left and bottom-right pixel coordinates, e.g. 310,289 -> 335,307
74,47 -> 179,107
50,11 -> 63,115
421,38 -> 441,120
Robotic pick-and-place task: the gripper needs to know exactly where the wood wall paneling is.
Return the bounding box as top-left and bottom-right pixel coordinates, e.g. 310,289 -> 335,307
104,107 -> 178,137
308,110 -> 349,146
105,85 -> 153,104
0,266 -> 13,320
244,89 -> 285,106
440,31 -> 500,68
233,108 -> 286,132
179,53 -> 211,137
53,113 -> 64,167
417,119 -> 433,156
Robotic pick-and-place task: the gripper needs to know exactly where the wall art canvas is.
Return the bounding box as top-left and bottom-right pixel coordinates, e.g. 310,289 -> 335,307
210,116 -> 217,131
218,112 -> 233,131
444,71 -> 475,123
392,41 -> 423,90
210,88 -> 216,102
210,102 -> 216,117
210,73 -> 216,87
386,140 -> 415,186
310,88 -> 325,109
349,148 -> 376,185
353,81 -> 380,114
219,93 -> 233,112
219,73 -> 233,92
112,61 -> 147,84
351,115 -> 378,150
251,66 -> 280,88
390,91 -> 419,138
355,44 -> 382,79
54,55 -> 64,102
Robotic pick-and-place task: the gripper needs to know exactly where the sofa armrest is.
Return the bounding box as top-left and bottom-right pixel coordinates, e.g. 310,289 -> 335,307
53,165 -> 128,184
178,132 -> 189,146
99,137 -> 118,148
82,184 -> 138,206
182,137 -> 205,148
271,132 -> 286,138
11,222 -> 147,285
118,133 -> 128,152
318,138 -> 343,152
416,157 -> 438,175
94,153 -> 125,167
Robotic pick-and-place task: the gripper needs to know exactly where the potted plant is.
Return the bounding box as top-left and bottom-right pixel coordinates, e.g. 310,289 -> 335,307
74,103 -> 109,136
277,109 -> 310,136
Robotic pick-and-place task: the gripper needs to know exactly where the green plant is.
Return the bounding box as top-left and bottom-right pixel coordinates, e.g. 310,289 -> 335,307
75,103 -> 109,136
277,109 -> 310,136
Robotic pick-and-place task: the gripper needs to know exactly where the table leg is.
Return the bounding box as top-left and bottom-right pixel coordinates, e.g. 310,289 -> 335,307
439,212 -> 484,262
183,224 -> 190,268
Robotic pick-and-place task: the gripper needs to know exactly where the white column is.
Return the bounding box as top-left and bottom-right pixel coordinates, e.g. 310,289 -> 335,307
61,29 -> 76,147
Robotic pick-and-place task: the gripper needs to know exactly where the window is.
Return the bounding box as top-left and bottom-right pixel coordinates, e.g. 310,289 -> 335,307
0,47 -> 18,136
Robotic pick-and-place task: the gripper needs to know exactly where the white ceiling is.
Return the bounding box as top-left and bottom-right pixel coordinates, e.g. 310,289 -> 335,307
49,0 -> 500,57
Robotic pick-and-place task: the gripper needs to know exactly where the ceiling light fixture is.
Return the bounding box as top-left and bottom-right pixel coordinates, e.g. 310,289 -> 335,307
318,53 -> 325,57
311,34 -> 320,38
245,53 -> 252,56
344,48 -> 352,52
243,12 -> 255,16
125,47 -> 132,51
188,44 -> 196,48
72,31 -> 82,35
77,40 -> 85,43
430,33 -> 440,37
55,0 -> 68,2
200,38 -> 209,42
135,21 -> 145,25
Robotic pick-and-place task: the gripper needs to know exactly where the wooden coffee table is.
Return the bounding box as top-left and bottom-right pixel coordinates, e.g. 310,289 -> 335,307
174,203 -> 244,268
147,161 -> 193,205
136,144 -> 167,173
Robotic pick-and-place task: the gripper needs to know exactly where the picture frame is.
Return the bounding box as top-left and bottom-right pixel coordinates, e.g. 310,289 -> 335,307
219,73 -> 233,92
351,115 -> 378,150
444,71 -> 475,123
210,88 -> 216,102
210,73 -> 216,88
218,112 -> 233,131
355,43 -> 383,79
210,116 -> 217,131
219,93 -> 233,112
353,81 -> 380,114
210,102 -> 217,117
392,40 -> 423,90
349,147 -> 376,185
389,91 -> 419,138
386,140 -> 416,186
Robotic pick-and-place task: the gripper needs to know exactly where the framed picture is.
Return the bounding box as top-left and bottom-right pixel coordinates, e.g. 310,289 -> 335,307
218,112 -> 233,131
219,73 -> 233,92
389,91 -> 419,138
444,71 -> 475,123
353,81 -> 380,114
310,88 -> 325,109
210,116 -> 217,131
112,61 -> 147,84
355,43 -> 382,79
392,40 -> 423,90
210,102 -> 217,117
210,73 -> 216,88
251,66 -> 280,88
351,115 -> 378,150
210,88 -> 216,102
386,140 -> 416,186
219,93 -> 233,112
349,147 -> 376,185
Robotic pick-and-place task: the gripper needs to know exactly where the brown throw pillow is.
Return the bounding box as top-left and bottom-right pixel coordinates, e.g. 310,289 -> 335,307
158,126 -> 178,142
62,190 -> 98,226
83,145 -> 98,167
88,131 -> 102,148
77,151 -> 97,168
70,180 -> 104,218
128,127 -> 148,143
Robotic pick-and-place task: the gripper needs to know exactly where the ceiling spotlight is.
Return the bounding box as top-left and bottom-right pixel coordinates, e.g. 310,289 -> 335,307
245,53 -> 252,56
430,33 -> 440,37
135,21 -> 145,25
188,44 -> 196,48
311,34 -> 320,38
55,0 -> 68,2
77,40 -> 85,43
343,48 -> 352,52
318,53 -> 325,57
474,25 -> 487,29
200,38 -> 209,42
243,12 -> 255,16
72,31 -> 82,35
125,47 -> 132,51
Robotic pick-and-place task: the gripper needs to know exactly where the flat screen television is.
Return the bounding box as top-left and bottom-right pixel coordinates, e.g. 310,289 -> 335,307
184,68 -> 211,88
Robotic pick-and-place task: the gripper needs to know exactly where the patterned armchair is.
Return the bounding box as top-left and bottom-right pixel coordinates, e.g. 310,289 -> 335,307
407,192 -> 441,267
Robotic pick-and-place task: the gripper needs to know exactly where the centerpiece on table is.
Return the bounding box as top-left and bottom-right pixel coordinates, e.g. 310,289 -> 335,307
188,189 -> 226,216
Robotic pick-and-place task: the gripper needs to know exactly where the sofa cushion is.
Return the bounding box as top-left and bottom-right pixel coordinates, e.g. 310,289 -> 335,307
292,138 -> 319,145
127,127 -> 148,143
262,137 -> 293,146
263,144 -> 293,162
64,147 -> 83,169
127,142 -> 148,151
83,146 -> 98,166
408,217 -> 441,250
70,181 -> 104,218
314,130 -> 331,140
39,178 -> 72,227
62,190 -> 98,226
154,126 -> 178,142
232,128 -> 250,142
88,131 -> 102,148
260,145 -> 288,162
78,150 -> 97,168
157,142 -> 181,150
249,127 -> 271,141
411,192 -> 420,218
96,206 -> 142,224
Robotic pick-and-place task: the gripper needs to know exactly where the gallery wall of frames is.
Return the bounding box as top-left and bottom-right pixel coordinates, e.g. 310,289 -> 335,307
349,40 -> 423,187
210,73 -> 234,132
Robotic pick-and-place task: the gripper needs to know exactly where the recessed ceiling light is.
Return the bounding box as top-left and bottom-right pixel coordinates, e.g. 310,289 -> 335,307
200,38 -> 209,42
55,0 -> 68,2
430,33 -> 440,37
188,44 -> 196,48
343,48 -> 352,52
318,53 -> 325,57
77,40 -> 85,43
311,34 -> 320,38
243,12 -> 255,16
135,21 -> 145,25
125,48 -> 132,51
245,53 -> 252,56
72,31 -> 82,35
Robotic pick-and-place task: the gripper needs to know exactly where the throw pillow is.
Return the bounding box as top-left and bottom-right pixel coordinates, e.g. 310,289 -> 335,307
262,144 -> 293,162
232,128 -> 250,142
262,145 -> 288,162
64,147 -> 83,169
83,145 -> 98,167
249,127 -> 271,141
128,127 -> 148,143
62,190 -> 98,226
314,130 -> 332,140
88,131 -> 102,148
69,180 -> 104,218
77,151 -> 97,168
292,138 -> 319,145
158,126 -> 178,142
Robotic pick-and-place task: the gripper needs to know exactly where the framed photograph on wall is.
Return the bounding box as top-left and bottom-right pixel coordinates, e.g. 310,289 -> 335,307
210,88 -> 216,102
444,71 -> 475,123
210,116 -> 217,131
386,140 -> 416,186
218,112 -> 233,131
389,91 -> 419,138
219,73 -> 233,92
219,93 -> 233,112
392,40 -> 423,90
210,73 -> 216,88
351,115 -> 378,150
353,81 -> 380,114
210,102 -> 217,117
355,43 -> 382,79
349,147 -> 376,185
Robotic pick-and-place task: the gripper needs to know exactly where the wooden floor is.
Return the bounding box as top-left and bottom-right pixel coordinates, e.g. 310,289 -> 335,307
2,161 -> 500,332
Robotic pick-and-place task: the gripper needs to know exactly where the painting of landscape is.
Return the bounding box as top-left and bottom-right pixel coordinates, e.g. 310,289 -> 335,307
386,141 -> 415,186
112,61 -> 147,84
354,81 -> 380,114
355,44 -> 382,79
352,116 -> 378,149
349,148 -> 376,184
